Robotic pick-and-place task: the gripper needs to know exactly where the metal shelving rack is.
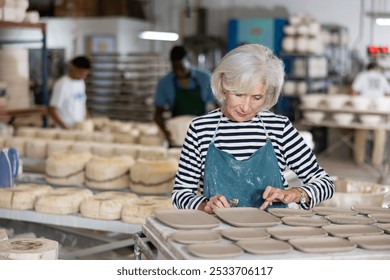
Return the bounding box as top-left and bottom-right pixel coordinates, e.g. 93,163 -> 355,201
281,53 -> 330,93
0,21 -> 48,127
86,52 -> 170,122
278,53 -> 329,122
322,24 -> 349,85
279,53 -> 330,152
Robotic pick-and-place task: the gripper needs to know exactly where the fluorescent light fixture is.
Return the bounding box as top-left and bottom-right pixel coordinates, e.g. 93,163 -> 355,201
376,18 -> 390,25
138,31 -> 179,41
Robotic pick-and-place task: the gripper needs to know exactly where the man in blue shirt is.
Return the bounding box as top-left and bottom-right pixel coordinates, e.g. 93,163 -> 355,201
154,45 -> 218,146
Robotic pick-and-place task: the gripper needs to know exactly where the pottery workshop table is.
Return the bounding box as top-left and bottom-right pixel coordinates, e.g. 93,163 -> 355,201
300,105 -> 390,169
300,118 -> 390,183
133,215 -> 390,260
0,105 -> 48,126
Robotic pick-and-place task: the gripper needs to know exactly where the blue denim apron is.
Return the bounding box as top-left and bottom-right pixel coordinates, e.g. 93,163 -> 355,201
203,113 -> 286,208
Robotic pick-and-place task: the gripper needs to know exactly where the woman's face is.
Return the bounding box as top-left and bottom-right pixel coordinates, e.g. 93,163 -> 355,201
223,82 -> 267,122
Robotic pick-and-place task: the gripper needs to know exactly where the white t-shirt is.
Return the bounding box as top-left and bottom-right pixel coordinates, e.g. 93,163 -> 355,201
50,75 -> 87,128
352,70 -> 390,98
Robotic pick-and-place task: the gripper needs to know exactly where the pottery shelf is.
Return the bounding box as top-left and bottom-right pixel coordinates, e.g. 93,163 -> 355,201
86,53 -> 170,122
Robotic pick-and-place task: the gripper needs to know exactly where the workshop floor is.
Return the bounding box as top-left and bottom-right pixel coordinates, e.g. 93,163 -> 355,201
318,157 -> 390,185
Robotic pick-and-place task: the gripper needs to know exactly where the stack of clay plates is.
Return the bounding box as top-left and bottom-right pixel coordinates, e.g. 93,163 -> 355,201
0,48 -> 30,109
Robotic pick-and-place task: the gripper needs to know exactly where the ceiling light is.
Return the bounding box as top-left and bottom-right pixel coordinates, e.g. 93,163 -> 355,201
138,31 -> 179,41
376,18 -> 390,25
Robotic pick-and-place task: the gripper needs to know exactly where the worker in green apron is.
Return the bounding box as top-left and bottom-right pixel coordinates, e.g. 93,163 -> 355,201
154,45 -> 218,146
171,78 -> 204,116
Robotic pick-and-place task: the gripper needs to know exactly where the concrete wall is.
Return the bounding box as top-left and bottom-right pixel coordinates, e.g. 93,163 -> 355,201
1,0 -> 387,64
43,17 -> 152,61
154,0 -> 389,63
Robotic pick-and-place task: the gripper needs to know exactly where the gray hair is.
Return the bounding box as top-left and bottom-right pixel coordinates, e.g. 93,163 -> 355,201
211,44 -> 285,110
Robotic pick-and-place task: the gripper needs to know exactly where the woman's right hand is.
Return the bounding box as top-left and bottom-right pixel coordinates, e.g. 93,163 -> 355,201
199,194 -> 231,214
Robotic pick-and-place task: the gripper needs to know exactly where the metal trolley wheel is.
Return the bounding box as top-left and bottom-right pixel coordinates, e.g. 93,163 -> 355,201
132,231 -> 157,260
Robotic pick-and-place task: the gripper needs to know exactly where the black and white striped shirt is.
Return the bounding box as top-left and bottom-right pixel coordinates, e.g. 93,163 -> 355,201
172,109 -> 334,210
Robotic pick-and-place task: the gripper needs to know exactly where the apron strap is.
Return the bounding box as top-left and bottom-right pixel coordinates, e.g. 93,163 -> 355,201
211,110 -> 223,143
257,111 -> 270,140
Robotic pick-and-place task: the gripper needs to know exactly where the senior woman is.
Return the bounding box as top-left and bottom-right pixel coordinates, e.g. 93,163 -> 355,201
172,44 -> 334,214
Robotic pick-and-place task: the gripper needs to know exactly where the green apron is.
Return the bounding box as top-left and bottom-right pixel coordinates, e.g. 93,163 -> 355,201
172,78 -> 205,117
203,113 -> 287,208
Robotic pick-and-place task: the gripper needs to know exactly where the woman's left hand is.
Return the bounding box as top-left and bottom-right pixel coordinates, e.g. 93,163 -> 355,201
259,186 -> 299,210
200,194 -> 231,214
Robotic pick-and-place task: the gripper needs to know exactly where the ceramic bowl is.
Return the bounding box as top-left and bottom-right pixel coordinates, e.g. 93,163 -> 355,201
372,97 -> 390,111
302,111 -> 325,124
319,178 -> 389,208
296,81 -> 308,95
359,115 -> 382,126
332,113 -> 354,125
350,96 -> 372,111
300,94 -> 325,108
283,80 -> 296,96
325,94 -> 350,109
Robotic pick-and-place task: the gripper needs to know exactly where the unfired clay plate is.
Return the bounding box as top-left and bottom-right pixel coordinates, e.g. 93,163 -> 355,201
351,206 -> 390,215
349,235 -> 390,250
325,214 -> 376,225
236,239 -> 292,255
322,224 -> 384,238
289,236 -> 357,253
267,208 -> 314,218
171,230 -> 221,244
214,208 -> 281,227
376,223 -> 390,234
368,213 -> 390,223
267,226 -> 328,240
186,243 -> 243,259
281,216 -> 330,227
312,206 -> 357,216
155,209 -> 220,229
220,227 -> 270,241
